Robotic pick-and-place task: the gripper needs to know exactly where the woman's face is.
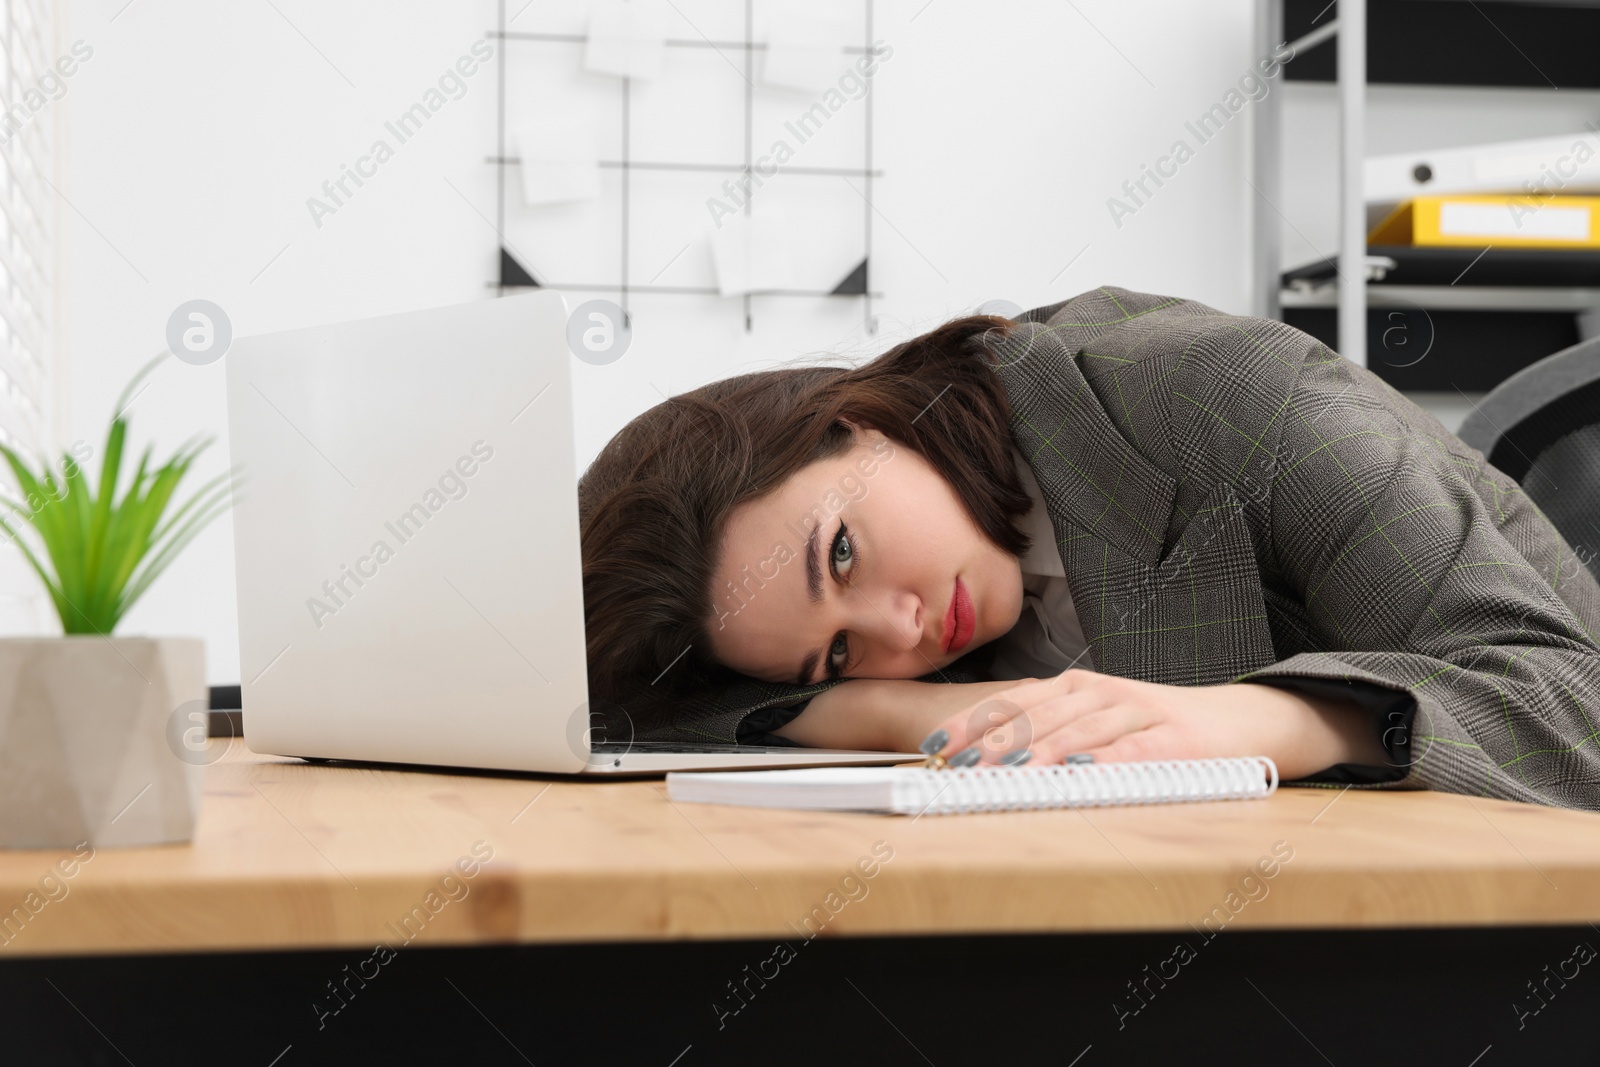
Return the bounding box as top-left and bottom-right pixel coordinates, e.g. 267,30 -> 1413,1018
706,423 -> 1025,685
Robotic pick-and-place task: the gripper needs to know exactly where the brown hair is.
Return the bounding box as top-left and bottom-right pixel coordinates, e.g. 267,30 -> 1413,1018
578,313 -> 1034,729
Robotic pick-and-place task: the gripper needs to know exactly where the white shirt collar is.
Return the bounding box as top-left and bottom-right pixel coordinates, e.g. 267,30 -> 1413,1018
1010,446 -> 1065,579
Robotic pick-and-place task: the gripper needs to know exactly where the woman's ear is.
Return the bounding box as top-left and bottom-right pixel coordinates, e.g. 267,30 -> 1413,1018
838,417 -> 884,444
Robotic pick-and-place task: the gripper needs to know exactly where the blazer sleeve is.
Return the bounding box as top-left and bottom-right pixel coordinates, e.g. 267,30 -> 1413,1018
1245,676 -> 1417,784
1230,332 -> 1600,810
627,654 -> 999,745
627,674 -> 847,745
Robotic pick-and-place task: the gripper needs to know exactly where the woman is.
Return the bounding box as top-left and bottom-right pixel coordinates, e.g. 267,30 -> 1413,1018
579,286 -> 1600,810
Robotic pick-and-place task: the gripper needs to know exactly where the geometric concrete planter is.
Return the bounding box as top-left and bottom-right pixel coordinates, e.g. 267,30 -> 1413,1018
0,636 -> 207,849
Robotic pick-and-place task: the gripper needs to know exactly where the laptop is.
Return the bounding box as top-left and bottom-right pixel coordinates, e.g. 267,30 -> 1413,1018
225,291 -> 923,775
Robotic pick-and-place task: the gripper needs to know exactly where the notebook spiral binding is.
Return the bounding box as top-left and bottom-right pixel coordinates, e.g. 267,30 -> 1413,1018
895,757 -> 1280,815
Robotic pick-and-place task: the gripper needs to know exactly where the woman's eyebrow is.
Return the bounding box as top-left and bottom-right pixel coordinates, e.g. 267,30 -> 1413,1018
795,521 -> 828,684
804,520 -> 825,603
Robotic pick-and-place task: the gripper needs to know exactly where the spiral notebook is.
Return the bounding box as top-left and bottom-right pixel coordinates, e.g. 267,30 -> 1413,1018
665,757 -> 1279,815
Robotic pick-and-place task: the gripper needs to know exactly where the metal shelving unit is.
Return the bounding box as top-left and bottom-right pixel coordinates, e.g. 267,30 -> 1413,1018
1252,0 -> 1366,365
1253,0 -> 1600,382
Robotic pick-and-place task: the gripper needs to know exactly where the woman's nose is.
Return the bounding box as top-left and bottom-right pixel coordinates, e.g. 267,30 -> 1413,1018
851,586 -> 923,654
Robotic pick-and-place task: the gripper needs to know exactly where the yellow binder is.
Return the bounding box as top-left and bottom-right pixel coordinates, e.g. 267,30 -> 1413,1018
1367,194 -> 1600,249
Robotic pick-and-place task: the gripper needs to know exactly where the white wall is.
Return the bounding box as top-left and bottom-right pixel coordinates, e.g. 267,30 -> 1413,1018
55,0 -> 1265,685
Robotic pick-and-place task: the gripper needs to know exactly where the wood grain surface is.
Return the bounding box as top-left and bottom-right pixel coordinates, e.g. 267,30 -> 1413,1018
1,740 -> 1598,958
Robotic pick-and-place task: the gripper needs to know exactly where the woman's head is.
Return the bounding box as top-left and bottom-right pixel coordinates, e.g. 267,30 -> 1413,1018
578,313 -> 1035,722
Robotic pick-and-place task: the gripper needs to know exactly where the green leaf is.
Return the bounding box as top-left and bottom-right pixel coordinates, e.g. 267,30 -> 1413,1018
111,352 -> 168,421
0,445 -> 75,600
101,453 -> 195,604
0,509 -> 68,627
150,467 -> 235,544
114,495 -> 232,626
85,441 -> 149,625
82,415 -> 127,605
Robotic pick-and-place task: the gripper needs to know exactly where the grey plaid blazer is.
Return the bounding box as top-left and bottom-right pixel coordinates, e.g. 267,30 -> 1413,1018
635,287 -> 1600,811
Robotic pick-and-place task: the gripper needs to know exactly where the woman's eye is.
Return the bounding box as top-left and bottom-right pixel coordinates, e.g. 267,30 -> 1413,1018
830,524 -> 855,579
825,523 -> 858,677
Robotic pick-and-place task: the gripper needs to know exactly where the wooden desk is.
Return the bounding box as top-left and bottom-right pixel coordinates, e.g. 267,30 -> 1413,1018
7,741 -> 1600,1065
4,739 -> 1599,958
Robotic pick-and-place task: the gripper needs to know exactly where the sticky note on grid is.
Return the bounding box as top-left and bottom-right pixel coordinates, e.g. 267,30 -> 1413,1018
761,7 -> 850,93
585,0 -> 668,81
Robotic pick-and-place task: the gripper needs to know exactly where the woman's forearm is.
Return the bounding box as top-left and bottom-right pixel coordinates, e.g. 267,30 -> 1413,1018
1228,683 -> 1390,778
772,676 -> 1394,775
771,678 -> 1023,751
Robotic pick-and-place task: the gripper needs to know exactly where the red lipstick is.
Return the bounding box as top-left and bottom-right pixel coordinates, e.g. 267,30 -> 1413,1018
943,578 -> 975,654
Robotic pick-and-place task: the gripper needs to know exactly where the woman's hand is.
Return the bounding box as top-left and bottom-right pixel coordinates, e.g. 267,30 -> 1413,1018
919,669 -> 1389,781
771,677 -> 1027,751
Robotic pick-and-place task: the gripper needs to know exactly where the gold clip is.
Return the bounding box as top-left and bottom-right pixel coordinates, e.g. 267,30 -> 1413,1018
921,753 -> 949,771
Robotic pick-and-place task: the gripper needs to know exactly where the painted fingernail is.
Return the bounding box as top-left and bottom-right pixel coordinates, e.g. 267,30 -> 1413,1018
948,746 -> 981,768
1065,753 -> 1095,764
918,729 -> 949,755
1000,749 -> 1033,766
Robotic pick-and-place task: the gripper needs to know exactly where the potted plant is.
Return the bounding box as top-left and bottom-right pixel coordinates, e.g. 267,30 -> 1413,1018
0,355 -> 233,848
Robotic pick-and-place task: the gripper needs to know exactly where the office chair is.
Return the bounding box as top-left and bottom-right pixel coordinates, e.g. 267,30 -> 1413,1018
1457,334 -> 1600,585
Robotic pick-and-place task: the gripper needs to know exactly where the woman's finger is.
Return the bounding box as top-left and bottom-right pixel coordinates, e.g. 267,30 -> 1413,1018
921,695 -> 1027,761
927,672 -> 1110,763
993,668 -> 1104,707
1024,705 -> 1159,765
1075,726 -> 1172,765
970,695 -> 1137,765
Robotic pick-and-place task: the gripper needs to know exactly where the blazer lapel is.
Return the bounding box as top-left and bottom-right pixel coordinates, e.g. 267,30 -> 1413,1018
991,321 -> 1279,687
